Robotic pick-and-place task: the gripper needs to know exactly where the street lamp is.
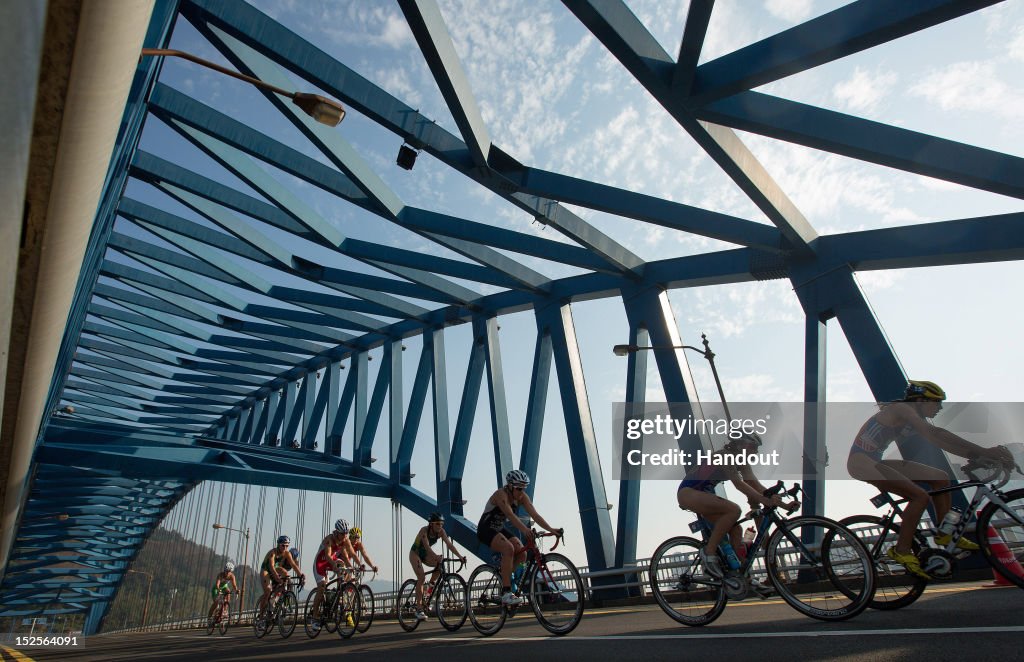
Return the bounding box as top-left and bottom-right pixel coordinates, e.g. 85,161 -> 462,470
140,49 -> 346,127
613,333 -> 732,420
212,523 -> 250,616
126,569 -> 153,630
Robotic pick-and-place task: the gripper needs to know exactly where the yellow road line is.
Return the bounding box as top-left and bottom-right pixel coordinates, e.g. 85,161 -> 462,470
0,646 -> 37,662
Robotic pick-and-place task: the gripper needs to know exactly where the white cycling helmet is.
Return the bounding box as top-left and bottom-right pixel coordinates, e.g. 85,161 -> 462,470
334,518 -> 350,534
224,562 -> 235,572
505,469 -> 530,487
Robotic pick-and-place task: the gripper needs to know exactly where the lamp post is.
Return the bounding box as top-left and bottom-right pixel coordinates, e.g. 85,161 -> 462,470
212,523 -> 249,616
139,48 -> 346,127
126,569 -> 153,630
613,333 -> 732,420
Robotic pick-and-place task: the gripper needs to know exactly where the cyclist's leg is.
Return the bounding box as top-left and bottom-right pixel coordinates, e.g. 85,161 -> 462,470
258,572 -> 273,611
850,455 -> 933,553
489,532 -> 516,590
409,550 -> 427,608
677,487 -> 740,552
311,564 -> 328,616
883,459 -> 952,523
207,589 -> 219,619
423,549 -> 443,587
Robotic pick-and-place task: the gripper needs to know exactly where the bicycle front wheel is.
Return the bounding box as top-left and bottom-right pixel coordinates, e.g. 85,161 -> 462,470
529,552 -> 584,635
219,603 -> 229,635
467,564 -> 506,636
649,536 -> 726,627
839,514 -> 927,610
766,516 -> 874,621
205,615 -> 216,636
335,582 -> 361,638
978,488 -> 1024,590
277,591 -> 298,638
252,603 -> 271,638
435,574 -> 468,631
303,589 -> 323,638
356,584 -> 374,633
396,579 -> 420,632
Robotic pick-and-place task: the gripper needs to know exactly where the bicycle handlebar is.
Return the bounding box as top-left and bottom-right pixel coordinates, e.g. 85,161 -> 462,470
529,528 -> 565,551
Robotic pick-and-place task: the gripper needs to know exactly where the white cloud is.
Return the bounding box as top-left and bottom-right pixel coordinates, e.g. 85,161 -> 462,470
832,67 -> 899,114
1010,27 -> 1024,62
909,61 -> 1024,120
764,0 -> 814,23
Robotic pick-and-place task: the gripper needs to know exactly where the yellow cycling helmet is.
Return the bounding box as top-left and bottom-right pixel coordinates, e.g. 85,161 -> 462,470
349,527 -> 362,540
905,380 -> 946,401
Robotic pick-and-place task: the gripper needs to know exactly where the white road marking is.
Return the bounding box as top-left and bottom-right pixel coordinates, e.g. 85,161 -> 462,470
425,625 -> 1024,642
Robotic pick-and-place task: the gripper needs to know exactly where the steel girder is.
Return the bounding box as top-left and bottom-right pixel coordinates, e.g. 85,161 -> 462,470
8,0 -> 1024,630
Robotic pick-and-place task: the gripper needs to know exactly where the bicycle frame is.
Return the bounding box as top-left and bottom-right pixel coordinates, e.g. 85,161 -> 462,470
691,482 -> 820,579
867,465 -> 1024,557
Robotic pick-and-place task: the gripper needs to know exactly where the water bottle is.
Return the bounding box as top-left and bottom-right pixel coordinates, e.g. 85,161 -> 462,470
938,508 -> 962,536
510,561 -> 526,592
719,541 -> 742,571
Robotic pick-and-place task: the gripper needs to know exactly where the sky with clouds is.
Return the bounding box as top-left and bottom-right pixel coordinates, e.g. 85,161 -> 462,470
145,1 -> 1024,582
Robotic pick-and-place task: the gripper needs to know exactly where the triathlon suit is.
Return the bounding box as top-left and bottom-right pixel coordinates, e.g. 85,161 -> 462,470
211,571 -> 233,598
261,549 -> 292,580
314,535 -> 344,584
477,493 -> 518,546
849,412 -> 914,462
410,528 -> 439,561
679,463 -> 729,494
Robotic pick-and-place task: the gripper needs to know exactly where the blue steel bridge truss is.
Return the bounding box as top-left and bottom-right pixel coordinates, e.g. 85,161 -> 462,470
4,0 -> 1023,634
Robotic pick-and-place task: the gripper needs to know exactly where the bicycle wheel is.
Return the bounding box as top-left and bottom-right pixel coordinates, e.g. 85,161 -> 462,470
335,582 -> 361,639
205,613 -> 216,636
252,603 -> 271,638
528,552 -> 585,635
303,589 -> 323,639
277,591 -> 298,638
435,574 -> 468,631
396,579 -> 421,632
356,584 -> 374,633
219,602 -> 229,635
467,564 -> 506,636
765,516 -> 874,621
649,536 -> 726,627
978,488 -> 1024,590
839,515 -> 927,610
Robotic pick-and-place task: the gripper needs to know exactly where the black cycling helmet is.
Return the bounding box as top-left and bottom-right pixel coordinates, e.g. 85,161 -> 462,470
428,512 -> 444,523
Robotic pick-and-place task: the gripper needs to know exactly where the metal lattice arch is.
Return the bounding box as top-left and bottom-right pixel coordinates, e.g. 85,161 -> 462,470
3,0 -> 1023,633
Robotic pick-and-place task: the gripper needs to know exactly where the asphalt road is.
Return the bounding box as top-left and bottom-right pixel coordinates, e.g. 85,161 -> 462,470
8,581 -> 1023,662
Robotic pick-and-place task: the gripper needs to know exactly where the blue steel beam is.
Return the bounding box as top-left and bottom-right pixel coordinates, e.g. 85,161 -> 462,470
400,0 -> 492,168
562,0 -> 818,252
689,0 -> 1001,105
479,316 -> 513,488
492,162 -> 784,251
672,0 -> 714,93
698,93 -> 1024,201
181,0 -> 644,276
519,331 -> 553,498
200,28 -> 553,294
535,302 -> 616,576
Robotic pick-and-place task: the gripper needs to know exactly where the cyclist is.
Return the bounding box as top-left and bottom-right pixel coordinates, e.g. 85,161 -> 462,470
310,519 -> 357,621
476,470 -> 561,608
206,562 -> 238,622
678,432 -> 790,579
410,512 -> 466,621
258,535 -> 304,612
349,527 -> 380,574
847,379 -> 1014,578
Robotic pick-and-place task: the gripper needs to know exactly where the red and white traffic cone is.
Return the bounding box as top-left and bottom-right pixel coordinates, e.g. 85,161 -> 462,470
984,522 -> 1024,586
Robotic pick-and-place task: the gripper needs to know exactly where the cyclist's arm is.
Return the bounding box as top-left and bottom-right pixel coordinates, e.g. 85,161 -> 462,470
519,494 -> 557,534
894,404 -> 1006,461
229,573 -> 239,592
357,546 -> 377,570
729,469 -> 781,508
440,530 -> 463,558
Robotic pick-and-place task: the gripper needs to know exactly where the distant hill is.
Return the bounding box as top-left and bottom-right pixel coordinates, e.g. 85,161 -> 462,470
103,528 -> 256,632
